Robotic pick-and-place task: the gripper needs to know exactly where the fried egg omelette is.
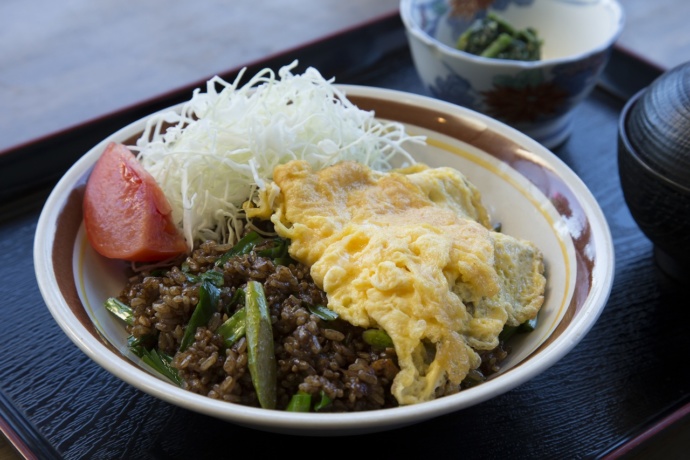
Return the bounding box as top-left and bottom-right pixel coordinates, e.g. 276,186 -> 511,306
247,160 -> 546,405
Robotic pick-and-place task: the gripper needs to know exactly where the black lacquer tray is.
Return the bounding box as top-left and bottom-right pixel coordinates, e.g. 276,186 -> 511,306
1,12 -> 687,460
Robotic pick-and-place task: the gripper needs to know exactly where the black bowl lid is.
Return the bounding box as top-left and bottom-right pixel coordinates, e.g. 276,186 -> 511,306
627,62 -> 690,187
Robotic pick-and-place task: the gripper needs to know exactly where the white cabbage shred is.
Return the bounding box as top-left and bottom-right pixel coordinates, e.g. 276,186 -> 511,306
132,60 -> 423,250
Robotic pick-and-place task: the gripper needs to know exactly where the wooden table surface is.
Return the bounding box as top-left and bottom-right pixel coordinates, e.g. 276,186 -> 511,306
1,0 -> 689,458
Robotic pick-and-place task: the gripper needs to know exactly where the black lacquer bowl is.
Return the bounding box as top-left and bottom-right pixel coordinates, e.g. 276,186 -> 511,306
618,62 -> 690,280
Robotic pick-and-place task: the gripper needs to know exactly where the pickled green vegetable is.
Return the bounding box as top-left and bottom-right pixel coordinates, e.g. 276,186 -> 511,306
245,281 -> 277,409
456,12 -> 542,61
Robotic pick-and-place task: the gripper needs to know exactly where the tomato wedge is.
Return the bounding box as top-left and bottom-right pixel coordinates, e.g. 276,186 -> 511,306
83,142 -> 188,262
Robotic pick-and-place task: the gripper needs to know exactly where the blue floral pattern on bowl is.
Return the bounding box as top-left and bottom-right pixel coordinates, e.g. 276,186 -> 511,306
429,48 -> 611,126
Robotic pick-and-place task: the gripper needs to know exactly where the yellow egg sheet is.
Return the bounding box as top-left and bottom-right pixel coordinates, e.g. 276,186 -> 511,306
250,160 -> 545,405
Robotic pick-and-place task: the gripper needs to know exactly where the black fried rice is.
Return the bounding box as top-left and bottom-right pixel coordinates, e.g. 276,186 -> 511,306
116,230 -> 509,412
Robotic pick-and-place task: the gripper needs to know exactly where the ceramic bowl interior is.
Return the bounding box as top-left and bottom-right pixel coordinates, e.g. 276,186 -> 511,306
34,85 -> 615,436
399,0 -> 625,148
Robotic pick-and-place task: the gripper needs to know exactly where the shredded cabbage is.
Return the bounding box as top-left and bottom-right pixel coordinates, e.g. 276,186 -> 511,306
131,60 -> 424,250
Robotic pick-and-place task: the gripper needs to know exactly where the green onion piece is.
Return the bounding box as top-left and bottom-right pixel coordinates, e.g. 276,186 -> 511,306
362,329 -> 394,348
307,304 -> 339,321
183,268 -> 224,287
273,257 -> 295,267
215,231 -> 265,266
127,336 -> 182,386
224,288 -> 246,316
245,281 -> 277,409
128,334 -> 157,355
128,335 -> 143,356
201,270 -> 224,287
314,390 -> 332,411
217,307 -> 247,348
257,238 -> 287,258
179,279 -> 221,352
286,391 -> 312,412
104,297 -> 134,325
257,238 -> 297,266
184,273 -> 200,283
141,348 -> 183,387
143,349 -> 182,386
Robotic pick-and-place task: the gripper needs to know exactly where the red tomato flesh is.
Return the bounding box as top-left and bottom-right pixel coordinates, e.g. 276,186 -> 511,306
83,142 -> 188,262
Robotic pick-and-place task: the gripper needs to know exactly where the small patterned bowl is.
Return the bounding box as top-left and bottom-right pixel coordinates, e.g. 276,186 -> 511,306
400,0 -> 625,149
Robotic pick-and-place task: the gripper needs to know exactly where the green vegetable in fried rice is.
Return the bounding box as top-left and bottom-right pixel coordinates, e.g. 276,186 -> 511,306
179,278 -> 221,352
217,307 -> 247,348
245,281 -> 277,409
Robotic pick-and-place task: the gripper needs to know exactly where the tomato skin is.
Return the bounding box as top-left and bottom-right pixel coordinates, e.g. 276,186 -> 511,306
83,142 -> 188,262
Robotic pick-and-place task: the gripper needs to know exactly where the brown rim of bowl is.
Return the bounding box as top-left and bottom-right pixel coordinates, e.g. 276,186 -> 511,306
619,89 -> 690,194
51,93 -> 598,380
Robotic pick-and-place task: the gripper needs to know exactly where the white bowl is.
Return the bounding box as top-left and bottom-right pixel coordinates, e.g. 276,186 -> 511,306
34,85 -> 614,436
400,0 -> 625,149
